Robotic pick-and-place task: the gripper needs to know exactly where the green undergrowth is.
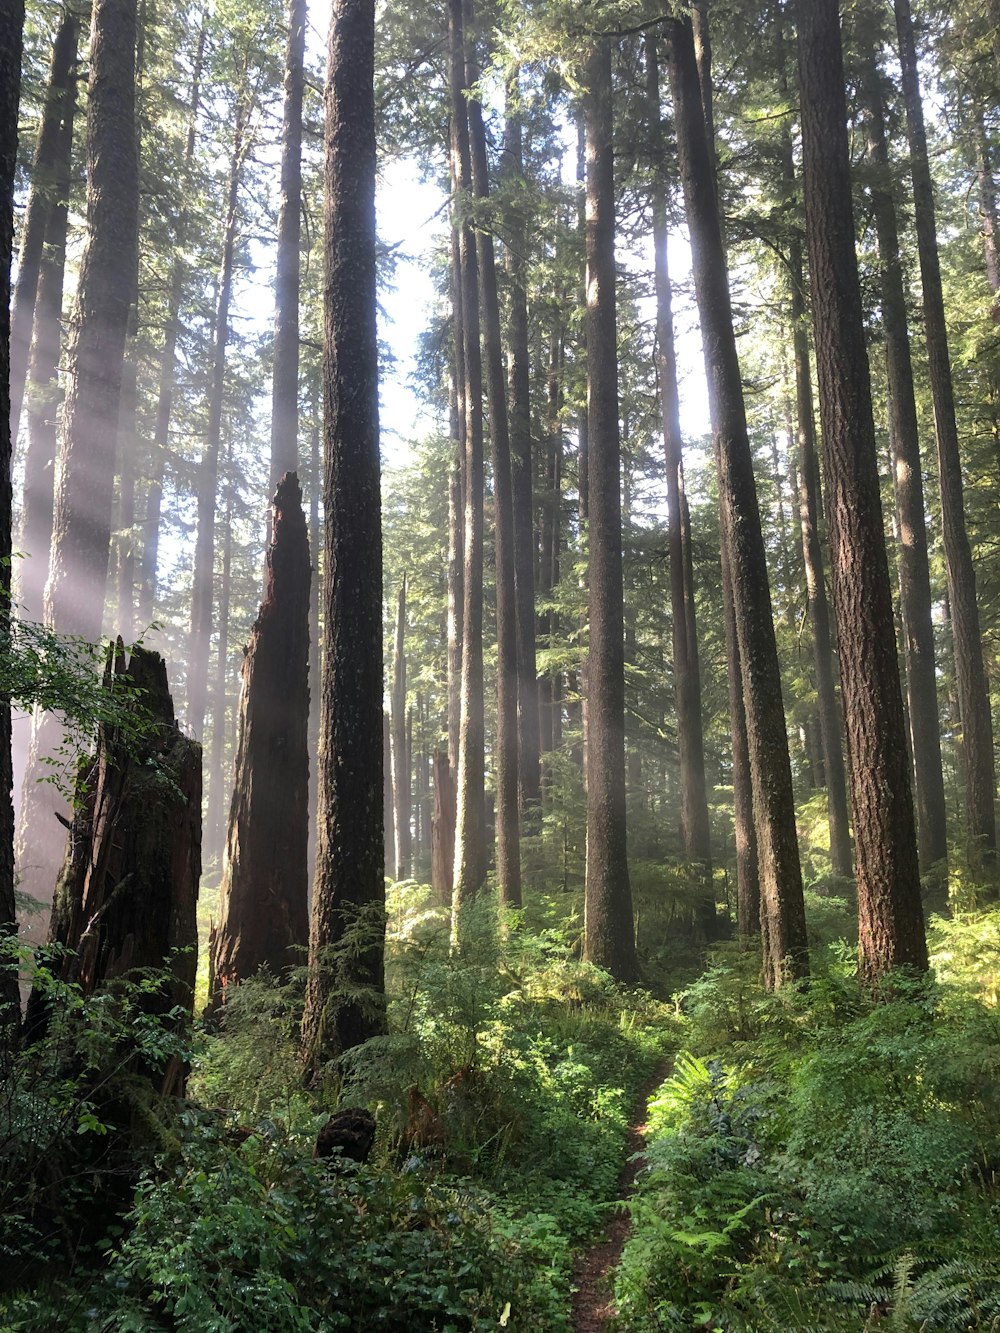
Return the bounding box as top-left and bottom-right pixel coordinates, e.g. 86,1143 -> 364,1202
612,903 -> 1000,1331
2,888 -> 678,1332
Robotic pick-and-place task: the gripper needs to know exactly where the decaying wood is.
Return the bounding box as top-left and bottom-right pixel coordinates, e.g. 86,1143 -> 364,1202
27,643 -> 201,1088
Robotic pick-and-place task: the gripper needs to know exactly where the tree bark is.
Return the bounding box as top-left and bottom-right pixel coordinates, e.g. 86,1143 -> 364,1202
468,63 -> 521,907
28,648 -> 200,1095
391,577 -> 411,880
44,0 -> 138,644
16,53 -> 76,622
432,751 -> 456,906
646,37 -> 714,911
382,711 -> 394,874
188,96 -> 247,741
859,51 -> 949,885
894,0 -> 996,872
582,38 -> 638,983
798,0 -> 927,979
302,0 -> 385,1068
22,0 -> 139,932
138,14 -> 207,628
204,460 -> 234,865
449,0 -> 487,913
9,5 -> 79,441
210,473 -> 311,1006
503,96 -> 541,814
0,0 -> 25,1044
668,15 -> 807,987
268,0 -> 307,495
789,308 -> 853,882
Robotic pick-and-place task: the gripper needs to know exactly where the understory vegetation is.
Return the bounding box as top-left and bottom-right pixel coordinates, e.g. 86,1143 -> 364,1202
614,905 -> 1000,1332
3,888 -> 1000,1330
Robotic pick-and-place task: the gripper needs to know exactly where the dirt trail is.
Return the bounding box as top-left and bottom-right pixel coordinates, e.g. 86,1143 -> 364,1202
570,1060 -> 671,1333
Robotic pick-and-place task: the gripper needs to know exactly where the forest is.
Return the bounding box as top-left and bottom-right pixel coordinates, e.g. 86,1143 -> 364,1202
1,0 -> 1000,1327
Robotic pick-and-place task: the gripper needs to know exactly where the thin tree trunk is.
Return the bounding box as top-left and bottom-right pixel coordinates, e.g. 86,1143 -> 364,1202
383,712 -> 394,874
977,107 -> 1000,300
503,92 -> 541,813
582,38 -> 638,983
546,326 -> 563,754
205,463 -> 234,865
9,6 -> 79,440
138,14 -> 207,627
16,61 -> 76,622
446,447 -> 463,773
210,474 -> 311,1005
859,51 -> 949,886
268,0 -> 307,495
449,0 -> 487,913
468,43 -> 521,908
188,103 -> 247,741
308,411 -> 321,881
0,0 -> 25,1043
431,751 -> 455,906
894,0 -> 996,872
114,296 -> 138,643
391,577 -> 410,881
646,38 -> 713,909
798,0 -> 927,979
446,214 -> 465,779
302,0 -> 385,1067
668,15 -> 807,988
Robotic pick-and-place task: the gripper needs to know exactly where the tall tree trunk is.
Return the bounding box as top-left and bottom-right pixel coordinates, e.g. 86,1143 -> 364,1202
382,713 -> 394,873
16,56 -> 76,622
308,411 -> 321,881
138,14 -> 207,627
468,49 -> 521,908
668,15 -> 807,988
391,577 -> 410,881
449,0 -> 487,913
859,51 -> 949,886
977,107 -> 1000,301
114,296 -> 138,642
268,0 -> 307,495
582,38 -> 638,983
798,0 -> 927,979
446,220 -> 465,779
788,299 -> 853,881
188,104 -> 246,741
9,6 -> 79,440
545,325 -> 563,754
44,0 -> 138,643
22,0 -> 139,931
894,0 -> 996,872
205,462 -> 234,865
210,474 -> 311,1005
0,0 -> 25,1043
302,0 -> 385,1068
646,38 -> 713,908
503,94 -> 541,814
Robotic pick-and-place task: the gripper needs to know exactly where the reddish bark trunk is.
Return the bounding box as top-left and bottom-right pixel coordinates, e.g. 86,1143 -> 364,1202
210,474 -> 311,1005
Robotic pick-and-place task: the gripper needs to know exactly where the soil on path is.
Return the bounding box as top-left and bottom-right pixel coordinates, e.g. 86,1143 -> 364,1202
570,1060 -> 671,1332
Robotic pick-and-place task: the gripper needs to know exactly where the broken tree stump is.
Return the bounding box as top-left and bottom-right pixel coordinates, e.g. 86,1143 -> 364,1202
26,643 -> 201,1089
209,472 -> 310,1010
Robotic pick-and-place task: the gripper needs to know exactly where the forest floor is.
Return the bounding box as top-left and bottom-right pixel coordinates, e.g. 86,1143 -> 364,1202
570,1059 -> 671,1332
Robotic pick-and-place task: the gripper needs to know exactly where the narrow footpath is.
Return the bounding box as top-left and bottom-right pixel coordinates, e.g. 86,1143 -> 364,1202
570,1061 -> 671,1332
